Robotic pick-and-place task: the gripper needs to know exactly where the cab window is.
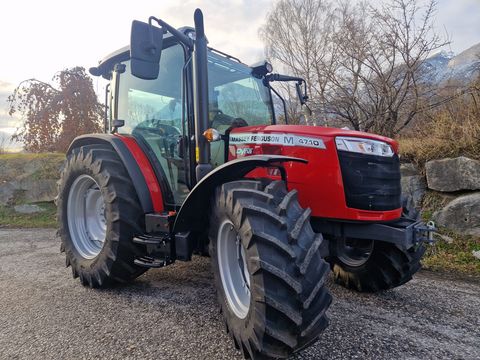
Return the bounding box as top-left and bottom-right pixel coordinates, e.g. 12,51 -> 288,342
116,44 -> 188,205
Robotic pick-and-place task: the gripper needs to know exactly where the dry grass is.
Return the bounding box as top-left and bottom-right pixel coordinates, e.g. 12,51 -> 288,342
399,80 -> 480,167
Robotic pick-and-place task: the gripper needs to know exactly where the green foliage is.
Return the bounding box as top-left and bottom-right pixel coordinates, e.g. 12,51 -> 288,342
423,231 -> 480,277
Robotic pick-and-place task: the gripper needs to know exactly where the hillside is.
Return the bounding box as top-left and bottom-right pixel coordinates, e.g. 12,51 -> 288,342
424,43 -> 480,85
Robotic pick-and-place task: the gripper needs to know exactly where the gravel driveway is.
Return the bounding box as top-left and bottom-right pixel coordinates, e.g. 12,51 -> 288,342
0,229 -> 479,360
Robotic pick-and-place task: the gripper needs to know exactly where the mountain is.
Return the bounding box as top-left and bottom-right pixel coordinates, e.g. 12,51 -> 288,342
423,43 -> 480,85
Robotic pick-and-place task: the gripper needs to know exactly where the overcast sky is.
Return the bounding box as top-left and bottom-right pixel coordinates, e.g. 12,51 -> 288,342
0,0 -> 479,141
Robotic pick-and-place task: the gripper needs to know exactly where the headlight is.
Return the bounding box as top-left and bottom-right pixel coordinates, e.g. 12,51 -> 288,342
335,136 -> 394,157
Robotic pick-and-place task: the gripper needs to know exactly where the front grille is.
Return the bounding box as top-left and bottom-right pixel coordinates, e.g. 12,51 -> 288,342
337,151 -> 401,211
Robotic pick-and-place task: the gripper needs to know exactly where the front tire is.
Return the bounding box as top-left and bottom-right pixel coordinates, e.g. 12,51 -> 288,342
331,240 -> 425,292
57,145 -> 147,287
329,199 -> 425,292
209,180 -> 331,359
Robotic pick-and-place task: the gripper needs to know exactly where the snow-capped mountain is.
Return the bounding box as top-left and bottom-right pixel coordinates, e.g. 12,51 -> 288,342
423,43 -> 480,85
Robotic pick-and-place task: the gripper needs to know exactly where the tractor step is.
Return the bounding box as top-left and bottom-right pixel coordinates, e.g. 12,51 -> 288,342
133,234 -> 166,245
134,256 -> 174,268
133,234 -> 174,268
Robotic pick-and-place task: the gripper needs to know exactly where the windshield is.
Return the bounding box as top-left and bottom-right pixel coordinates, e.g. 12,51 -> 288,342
207,51 -> 273,129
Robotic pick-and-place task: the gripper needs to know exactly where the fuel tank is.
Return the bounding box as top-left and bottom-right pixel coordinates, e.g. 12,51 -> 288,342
228,125 -> 402,222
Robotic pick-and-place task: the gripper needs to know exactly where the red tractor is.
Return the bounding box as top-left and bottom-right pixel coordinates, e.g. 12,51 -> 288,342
58,9 -> 434,359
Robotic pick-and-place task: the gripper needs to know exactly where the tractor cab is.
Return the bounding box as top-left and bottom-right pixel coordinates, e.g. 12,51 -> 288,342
91,29 -> 282,206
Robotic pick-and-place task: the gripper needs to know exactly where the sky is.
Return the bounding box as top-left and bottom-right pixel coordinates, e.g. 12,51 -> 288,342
0,0 -> 479,147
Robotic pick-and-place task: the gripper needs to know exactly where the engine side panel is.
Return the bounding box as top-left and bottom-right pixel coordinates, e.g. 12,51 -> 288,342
228,125 -> 402,222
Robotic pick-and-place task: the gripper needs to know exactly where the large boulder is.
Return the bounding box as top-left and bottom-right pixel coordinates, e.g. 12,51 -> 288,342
434,193 -> 480,236
15,179 -> 58,203
400,163 -> 426,209
425,157 -> 480,192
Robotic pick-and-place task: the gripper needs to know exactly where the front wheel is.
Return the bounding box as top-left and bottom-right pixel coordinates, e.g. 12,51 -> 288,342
209,180 -> 331,359
329,199 -> 425,292
330,239 -> 425,292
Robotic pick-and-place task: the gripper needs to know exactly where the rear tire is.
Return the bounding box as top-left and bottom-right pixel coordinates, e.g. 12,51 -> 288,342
209,180 -> 331,359
57,144 -> 147,287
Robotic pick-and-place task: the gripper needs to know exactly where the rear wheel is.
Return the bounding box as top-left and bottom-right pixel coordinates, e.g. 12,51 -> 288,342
209,180 -> 331,359
57,144 -> 147,287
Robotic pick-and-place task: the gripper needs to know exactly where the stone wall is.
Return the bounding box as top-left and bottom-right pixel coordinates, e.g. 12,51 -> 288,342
0,154 -> 65,208
401,156 -> 480,236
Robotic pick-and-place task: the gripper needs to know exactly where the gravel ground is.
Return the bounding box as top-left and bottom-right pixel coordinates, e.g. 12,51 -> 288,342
0,228 -> 479,360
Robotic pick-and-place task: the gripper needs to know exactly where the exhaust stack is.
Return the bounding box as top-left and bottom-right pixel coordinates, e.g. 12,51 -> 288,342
193,9 -> 212,181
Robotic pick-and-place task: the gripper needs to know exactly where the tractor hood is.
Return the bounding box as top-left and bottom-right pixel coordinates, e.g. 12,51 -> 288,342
227,124 -> 402,222
229,124 -> 398,153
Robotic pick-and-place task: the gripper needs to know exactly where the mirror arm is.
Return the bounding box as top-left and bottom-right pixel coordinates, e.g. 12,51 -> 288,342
149,16 -> 194,49
268,85 -> 289,125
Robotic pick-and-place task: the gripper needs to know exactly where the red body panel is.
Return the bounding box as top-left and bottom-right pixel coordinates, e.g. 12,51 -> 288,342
115,134 -> 164,212
229,125 -> 402,221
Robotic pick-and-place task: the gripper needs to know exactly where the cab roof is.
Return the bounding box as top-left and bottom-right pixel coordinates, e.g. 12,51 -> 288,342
89,26 -> 244,80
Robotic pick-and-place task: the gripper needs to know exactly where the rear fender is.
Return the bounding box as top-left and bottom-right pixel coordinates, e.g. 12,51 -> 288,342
173,155 -> 307,233
67,134 -> 163,213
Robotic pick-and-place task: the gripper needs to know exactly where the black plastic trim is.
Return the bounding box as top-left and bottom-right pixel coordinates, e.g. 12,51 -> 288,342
173,155 -> 308,233
311,217 -> 434,251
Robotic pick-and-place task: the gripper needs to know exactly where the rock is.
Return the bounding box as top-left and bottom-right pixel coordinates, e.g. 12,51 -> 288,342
0,182 -> 16,205
426,157 -> 480,192
401,175 -> 426,209
400,163 -> 426,208
19,179 -> 58,203
434,193 -> 480,236
14,204 -> 45,214
433,232 -> 454,244
472,250 -> 480,260
400,163 -> 420,177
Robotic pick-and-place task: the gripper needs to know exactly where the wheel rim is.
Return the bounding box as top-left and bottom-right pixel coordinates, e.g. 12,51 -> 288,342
337,238 -> 374,267
217,219 -> 251,319
67,175 -> 107,259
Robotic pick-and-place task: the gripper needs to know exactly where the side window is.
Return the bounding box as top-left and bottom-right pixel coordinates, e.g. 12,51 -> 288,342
116,44 -> 189,205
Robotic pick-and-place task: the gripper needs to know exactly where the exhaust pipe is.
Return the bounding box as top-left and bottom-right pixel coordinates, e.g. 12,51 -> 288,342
193,8 -> 212,182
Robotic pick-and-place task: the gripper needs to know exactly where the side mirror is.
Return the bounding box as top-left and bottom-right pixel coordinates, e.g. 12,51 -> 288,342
130,20 -> 164,80
295,81 -> 308,105
296,81 -> 313,118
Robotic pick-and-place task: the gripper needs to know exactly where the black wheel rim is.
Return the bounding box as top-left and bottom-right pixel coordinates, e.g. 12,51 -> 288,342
337,238 -> 374,267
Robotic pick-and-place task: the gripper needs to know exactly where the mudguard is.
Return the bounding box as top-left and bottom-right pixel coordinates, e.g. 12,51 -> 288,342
67,134 -> 162,213
173,155 -> 308,233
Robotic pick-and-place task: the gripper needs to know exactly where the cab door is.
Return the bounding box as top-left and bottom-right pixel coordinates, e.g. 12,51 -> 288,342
112,43 -> 190,207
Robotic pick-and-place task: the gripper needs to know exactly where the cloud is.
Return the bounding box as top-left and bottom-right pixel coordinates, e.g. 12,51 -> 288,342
0,80 -> 21,134
162,0 -> 274,64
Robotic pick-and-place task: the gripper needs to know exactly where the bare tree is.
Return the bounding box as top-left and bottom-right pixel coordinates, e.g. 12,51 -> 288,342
260,0 -> 448,136
260,0 -> 336,124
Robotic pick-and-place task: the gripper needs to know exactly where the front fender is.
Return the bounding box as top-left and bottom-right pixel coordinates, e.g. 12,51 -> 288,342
173,155 -> 307,233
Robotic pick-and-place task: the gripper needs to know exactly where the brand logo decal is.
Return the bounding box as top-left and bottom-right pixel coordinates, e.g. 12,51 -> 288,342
236,147 -> 254,156
230,133 -> 326,149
